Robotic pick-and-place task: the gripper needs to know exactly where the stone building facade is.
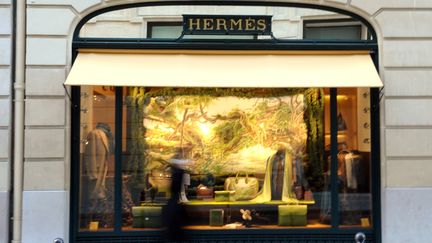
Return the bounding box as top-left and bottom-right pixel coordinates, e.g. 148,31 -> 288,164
1,0 -> 432,242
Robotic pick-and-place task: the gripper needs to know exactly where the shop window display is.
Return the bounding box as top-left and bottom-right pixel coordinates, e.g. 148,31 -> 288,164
320,88 -> 373,227
123,87 -> 316,230
79,86 -> 116,231
78,86 -> 373,231
336,88 -> 372,227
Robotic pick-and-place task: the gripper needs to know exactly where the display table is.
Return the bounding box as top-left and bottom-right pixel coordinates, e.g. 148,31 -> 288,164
132,200 -> 316,228
183,200 -> 315,227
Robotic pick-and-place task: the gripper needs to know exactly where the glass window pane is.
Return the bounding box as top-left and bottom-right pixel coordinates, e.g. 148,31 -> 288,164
336,88 -> 372,228
75,80 -> 375,231
320,88 -> 332,225
149,24 -> 182,38
79,86 -> 116,231
304,25 -> 362,40
121,88 -> 329,230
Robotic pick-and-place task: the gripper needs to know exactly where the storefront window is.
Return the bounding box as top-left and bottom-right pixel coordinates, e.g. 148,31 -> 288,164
320,88 -> 373,228
121,88 -> 321,230
336,88 -> 372,227
77,86 -> 374,231
79,86 -> 116,231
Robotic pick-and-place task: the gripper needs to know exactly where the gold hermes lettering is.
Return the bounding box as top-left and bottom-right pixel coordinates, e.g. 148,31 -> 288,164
189,18 -> 201,30
245,18 -> 256,30
216,18 -> 227,31
203,18 -> 214,30
257,19 -> 266,31
230,19 -> 243,31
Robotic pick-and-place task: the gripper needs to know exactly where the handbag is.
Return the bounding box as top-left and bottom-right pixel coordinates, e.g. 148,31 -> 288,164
196,184 -> 214,199
224,172 -> 259,201
278,204 -> 308,226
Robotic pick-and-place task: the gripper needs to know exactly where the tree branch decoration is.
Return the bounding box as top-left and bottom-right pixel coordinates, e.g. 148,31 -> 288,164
125,87 -> 324,185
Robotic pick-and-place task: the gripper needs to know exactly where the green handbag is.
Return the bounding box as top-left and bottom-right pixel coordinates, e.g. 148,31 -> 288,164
278,205 -> 308,226
214,190 -> 235,202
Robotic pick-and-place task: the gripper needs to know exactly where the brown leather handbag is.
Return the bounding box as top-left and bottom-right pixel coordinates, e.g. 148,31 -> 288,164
196,184 -> 214,199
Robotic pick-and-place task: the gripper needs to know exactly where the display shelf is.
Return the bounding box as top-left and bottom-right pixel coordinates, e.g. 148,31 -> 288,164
324,131 -> 350,136
183,223 -> 331,230
185,199 -> 315,206
120,222 -> 332,231
137,200 -> 315,206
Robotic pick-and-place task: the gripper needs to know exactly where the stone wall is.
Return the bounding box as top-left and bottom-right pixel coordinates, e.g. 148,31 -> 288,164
1,0 -> 432,242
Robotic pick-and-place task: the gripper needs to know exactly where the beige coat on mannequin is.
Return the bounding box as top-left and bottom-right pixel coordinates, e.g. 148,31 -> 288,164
84,128 -> 109,199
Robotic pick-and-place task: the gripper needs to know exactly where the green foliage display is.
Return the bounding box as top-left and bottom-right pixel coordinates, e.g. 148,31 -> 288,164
125,87 -> 147,187
125,87 -> 324,187
303,88 -> 325,191
142,87 -> 304,99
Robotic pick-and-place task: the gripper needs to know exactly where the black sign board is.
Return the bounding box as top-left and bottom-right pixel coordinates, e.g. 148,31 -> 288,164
183,15 -> 272,35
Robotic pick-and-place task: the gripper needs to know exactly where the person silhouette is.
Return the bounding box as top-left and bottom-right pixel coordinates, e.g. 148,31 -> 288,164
161,164 -> 189,242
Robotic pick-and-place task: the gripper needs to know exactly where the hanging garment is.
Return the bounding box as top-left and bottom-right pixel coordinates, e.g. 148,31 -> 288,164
319,156 -> 332,223
344,152 -> 358,190
337,150 -> 349,189
271,153 -> 285,200
353,152 -> 367,191
320,150 -> 350,223
294,157 -> 309,188
251,150 -> 297,203
84,128 -> 110,199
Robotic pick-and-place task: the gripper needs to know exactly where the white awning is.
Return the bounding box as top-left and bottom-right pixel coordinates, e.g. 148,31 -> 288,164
64,49 -> 383,88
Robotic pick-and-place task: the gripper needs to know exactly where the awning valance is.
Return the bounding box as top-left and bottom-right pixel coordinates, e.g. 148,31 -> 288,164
64,50 -> 383,88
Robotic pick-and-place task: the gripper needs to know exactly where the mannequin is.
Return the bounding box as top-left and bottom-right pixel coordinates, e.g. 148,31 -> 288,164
84,123 -> 113,199
82,123 -> 114,228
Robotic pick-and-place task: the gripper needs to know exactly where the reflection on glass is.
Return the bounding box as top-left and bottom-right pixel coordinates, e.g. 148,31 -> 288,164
77,86 -> 374,231
120,87 -> 328,230
321,88 -> 373,228
319,88 -> 332,225
336,88 -> 372,228
79,86 -> 116,231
